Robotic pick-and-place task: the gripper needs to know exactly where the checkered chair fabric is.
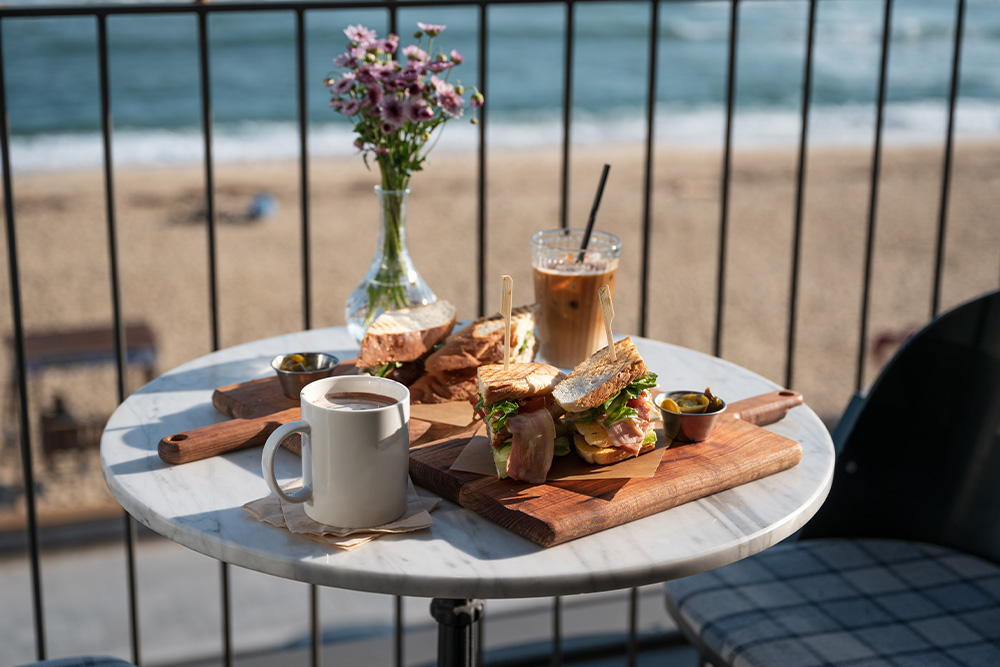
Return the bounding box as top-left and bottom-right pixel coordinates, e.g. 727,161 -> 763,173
17,657 -> 137,667
665,538 -> 1000,667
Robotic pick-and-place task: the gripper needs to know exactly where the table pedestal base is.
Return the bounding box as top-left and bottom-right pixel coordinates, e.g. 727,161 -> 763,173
430,598 -> 484,667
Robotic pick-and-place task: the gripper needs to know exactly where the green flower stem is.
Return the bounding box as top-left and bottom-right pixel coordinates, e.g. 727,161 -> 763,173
363,167 -> 414,328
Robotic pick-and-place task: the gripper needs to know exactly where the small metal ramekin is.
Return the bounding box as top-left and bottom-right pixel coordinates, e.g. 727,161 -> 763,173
656,390 -> 727,443
271,352 -> 339,399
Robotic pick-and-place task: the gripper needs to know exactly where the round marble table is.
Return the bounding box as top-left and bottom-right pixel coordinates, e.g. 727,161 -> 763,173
101,327 -> 834,658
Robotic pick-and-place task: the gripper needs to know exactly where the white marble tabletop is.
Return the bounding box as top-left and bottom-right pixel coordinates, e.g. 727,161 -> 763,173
101,327 -> 835,600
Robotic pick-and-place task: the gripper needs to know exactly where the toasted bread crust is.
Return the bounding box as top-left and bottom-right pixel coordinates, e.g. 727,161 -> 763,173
356,301 -> 457,367
552,337 -> 648,412
572,432 -> 655,464
477,362 -> 566,405
425,305 -> 537,372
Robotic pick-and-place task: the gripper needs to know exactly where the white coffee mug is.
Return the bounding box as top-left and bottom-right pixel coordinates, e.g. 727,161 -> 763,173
261,375 -> 410,528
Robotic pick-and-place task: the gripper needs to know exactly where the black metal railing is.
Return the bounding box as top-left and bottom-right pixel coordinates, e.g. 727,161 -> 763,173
2,0 -> 993,666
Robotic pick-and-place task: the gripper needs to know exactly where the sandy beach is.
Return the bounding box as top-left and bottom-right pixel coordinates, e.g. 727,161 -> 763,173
1,141 -> 998,518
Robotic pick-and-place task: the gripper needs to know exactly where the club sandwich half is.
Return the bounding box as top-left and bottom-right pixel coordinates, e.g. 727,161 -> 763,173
474,362 -> 568,484
553,337 -> 660,464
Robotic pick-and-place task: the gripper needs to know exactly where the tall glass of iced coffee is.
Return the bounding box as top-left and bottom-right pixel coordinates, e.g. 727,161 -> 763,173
531,229 -> 621,369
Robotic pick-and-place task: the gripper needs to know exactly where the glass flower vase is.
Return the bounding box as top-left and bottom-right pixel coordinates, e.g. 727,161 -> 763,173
345,186 -> 436,342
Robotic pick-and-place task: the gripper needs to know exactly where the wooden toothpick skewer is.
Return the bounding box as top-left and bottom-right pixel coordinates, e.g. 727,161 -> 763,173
501,275 -> 513,371
599,284 -> 616,361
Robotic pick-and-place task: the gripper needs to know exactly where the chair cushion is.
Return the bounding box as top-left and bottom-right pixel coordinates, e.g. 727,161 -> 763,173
665,538 -> 1000,667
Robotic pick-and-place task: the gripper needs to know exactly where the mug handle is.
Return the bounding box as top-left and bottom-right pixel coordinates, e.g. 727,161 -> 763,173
261,420 -> 311,504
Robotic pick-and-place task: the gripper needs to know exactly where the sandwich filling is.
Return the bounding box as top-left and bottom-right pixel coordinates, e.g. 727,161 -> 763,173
474,394 -> 568,484
563,372 -> 660,456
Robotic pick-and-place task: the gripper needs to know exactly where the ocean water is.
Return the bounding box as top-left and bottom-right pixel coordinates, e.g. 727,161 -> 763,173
2,0 -> 999,171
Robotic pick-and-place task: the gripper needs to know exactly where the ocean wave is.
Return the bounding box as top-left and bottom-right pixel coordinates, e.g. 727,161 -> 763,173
7,99 -> 999,173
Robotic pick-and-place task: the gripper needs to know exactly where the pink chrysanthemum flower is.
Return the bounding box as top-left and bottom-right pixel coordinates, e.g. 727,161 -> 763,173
429,75 -> 454,95
437,90 -> 465,118
345,24 -> 376,45
328,72 -> 355,95
450,50 -> 464,64
380,96 -> 406,128
416,22 -> 446,37
353,138 -> 365,151
339,98 -> 362,116
333,46 -> 365,69
366,84 -> 384,107
423,59 -> 453,73
375,34 -> 399,55
404,97 -> 435,122
398,65 -> 421,82
403,45 -> 428,62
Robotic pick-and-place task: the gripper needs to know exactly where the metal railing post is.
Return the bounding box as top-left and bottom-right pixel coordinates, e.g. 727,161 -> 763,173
96,13 -> 143,664
933,0 -> 967,317
714,0 -> 740,359
0,16 -> 47,662
856,0 -> 894,392
785,0 -> 818,391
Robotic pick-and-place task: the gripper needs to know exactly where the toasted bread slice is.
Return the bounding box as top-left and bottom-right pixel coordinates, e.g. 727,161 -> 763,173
477,362 -> 566,406
356,301 -> 457,367
572,432 -> 656,465
424,304 -> 538,373
552,337 -> 648,412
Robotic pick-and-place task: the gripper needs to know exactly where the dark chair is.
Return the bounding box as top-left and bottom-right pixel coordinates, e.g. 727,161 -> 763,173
664,288 -> 1000,666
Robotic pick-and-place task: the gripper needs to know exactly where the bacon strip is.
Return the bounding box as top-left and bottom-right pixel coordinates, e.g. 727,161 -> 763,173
505,409 -> 556,484
605,392 -> 658,456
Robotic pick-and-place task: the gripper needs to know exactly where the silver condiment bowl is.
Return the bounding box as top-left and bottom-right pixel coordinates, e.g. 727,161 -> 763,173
271,352 -> 339,399
656,390 -> 727,443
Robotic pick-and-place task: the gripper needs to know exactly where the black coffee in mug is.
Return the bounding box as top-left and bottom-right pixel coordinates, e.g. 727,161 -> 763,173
313,391 -> 398,411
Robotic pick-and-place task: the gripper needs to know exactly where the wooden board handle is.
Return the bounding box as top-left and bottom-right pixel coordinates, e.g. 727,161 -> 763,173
158,408 -> 299,465
726,390 -> 803,426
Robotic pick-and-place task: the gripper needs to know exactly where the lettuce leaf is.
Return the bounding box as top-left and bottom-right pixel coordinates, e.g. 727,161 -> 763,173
475,394 -> 521,432
601,371 -> 658,425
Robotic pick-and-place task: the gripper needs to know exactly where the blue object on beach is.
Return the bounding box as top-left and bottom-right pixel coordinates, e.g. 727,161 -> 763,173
247,192 -> 278,220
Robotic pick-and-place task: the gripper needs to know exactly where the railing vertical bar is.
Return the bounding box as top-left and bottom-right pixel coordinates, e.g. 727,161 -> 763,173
198,9 -> 220,353
933,0 -> 966,317
785,0 -> 817,391
714,0 -> 739,359
638,0 -> 659,337
477,2 -> 488,316
197,9 -> 231,666
296,8 -> 311,330
559,1 -> 574,229
856,0 -> 893,393
0,16 -> 47,663
96,13 -> 143,665
294,10 -> 320,659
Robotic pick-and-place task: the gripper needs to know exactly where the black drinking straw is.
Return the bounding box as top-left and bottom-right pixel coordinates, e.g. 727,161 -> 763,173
576,163 -> 611,262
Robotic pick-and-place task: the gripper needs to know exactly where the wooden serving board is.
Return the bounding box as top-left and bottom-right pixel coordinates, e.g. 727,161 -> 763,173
409,390 -> 805,547
165,373 -> 805,547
